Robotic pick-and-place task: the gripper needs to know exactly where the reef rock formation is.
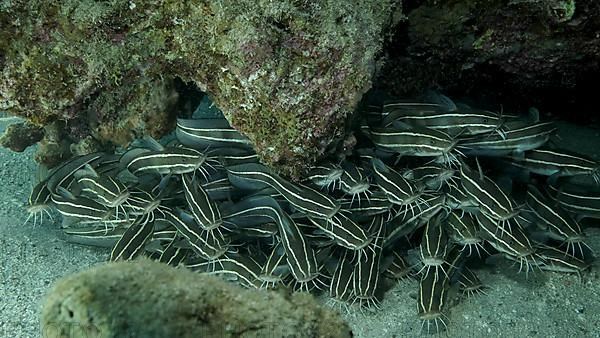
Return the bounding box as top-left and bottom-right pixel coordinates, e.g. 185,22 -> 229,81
0,0 -> 394,177
41,259 -> 351,338
378,0 -> 600,119
0,121 -> 43,152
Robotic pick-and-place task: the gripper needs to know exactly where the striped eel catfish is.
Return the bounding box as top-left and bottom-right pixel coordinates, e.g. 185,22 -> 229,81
368,123 -> 458,163
381,100 -> 450,116
63,226 -> 127,248
222,195 -> 321,290
89,153 -> 123,177
351,215 -> 385,308
476,213 -> 538,275
443,245 -> 466,276
340,190 -> 393,220
207,147 -> 258,167
262,197 -> 321,291
382,100 -> 503,137
383,193 -> 446,248
181,173 -> 222,231
458,120 -> 556,157
328,249 -> 355,310
533,244 -> 591,275
74,165 -> 130,219
200,171 -> 239,201
417,268 -> 449,334
459,160 -> 518,225
125,146 -> 211,176
163,209 -> 228,260
444,180 -> 479,213
205,252 -> 264,289
76,173 -> 129,209
259,242 -> 290,288
338,162 -> 371,203
175,118 -> 253,149
152,224 -> 178,241
228,221 -> 279,239
46,152 -> 106,195
458,267 -> 486,298
301,223 -> 335,248
219,194 -> 280,239
418,213 -> 449,276
110,213 -> 154,261
371,158 -> 424,209
446,211 -> 485,257
27,95 -> 598,334
220,196 -> 286,228
548,180 -> 600,220
505,148 -> 600,183
306,162 -> 344,190
525,185 -> 587,257
158,241 -> 189,267
51,188 -> 114,226
382,250 -> 413,280
125,188 -> 167,220
226,163 -> 340,219
308,212 -> 372,251
182,255 -> 211,272
404,165 -> 456,191
24,178 -> 53,226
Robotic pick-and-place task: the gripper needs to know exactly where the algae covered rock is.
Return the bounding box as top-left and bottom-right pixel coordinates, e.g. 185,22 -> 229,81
1,0 -> 394,177
41,258 -> 351,338
378,0 -> 600,117
0,121 -> 43,152
201,0 -> 393,178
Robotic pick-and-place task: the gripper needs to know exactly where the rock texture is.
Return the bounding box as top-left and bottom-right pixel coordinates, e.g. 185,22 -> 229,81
41,258 -> 351,338
0,0 -> 394,176
377,0 -> 600,119
0,121 -> 43,152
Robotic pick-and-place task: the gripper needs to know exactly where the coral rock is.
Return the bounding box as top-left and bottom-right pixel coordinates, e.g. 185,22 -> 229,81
0,121 -> 43,152
0,0 -> 393,177
41,259 -> 352,338
378,0 -> 600,119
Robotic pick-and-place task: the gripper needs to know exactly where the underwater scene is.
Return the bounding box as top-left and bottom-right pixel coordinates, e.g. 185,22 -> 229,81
1,1 -> 600,337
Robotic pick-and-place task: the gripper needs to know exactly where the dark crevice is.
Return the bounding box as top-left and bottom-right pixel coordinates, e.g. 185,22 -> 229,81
173,77 -> 205,119
374,1 -> 600,128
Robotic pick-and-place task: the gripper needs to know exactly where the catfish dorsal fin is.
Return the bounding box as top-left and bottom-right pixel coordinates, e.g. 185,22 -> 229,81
74,164 -> 99,180
423,90 -> 457,112
142,136 -> 165,151
84,164 -> 99,177
154,173 -> 174,198
402,168 -> 414,180
475,157 -> 484,180
36,164 -> 49,183
391,120 -> 413,131
56,186 -> 76,200
528,107 -> 540,123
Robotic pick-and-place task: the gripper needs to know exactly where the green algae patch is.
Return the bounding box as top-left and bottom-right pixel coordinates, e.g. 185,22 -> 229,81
41,258 -> 352,338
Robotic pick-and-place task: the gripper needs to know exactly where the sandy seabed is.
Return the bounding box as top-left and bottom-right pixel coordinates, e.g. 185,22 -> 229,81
1,118 -> 599,338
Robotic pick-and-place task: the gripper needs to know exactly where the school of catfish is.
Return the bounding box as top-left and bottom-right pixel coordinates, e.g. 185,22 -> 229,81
25,94 -> 597,334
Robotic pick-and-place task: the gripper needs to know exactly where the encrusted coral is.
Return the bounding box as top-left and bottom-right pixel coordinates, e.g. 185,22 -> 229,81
0,0 -> 394,177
